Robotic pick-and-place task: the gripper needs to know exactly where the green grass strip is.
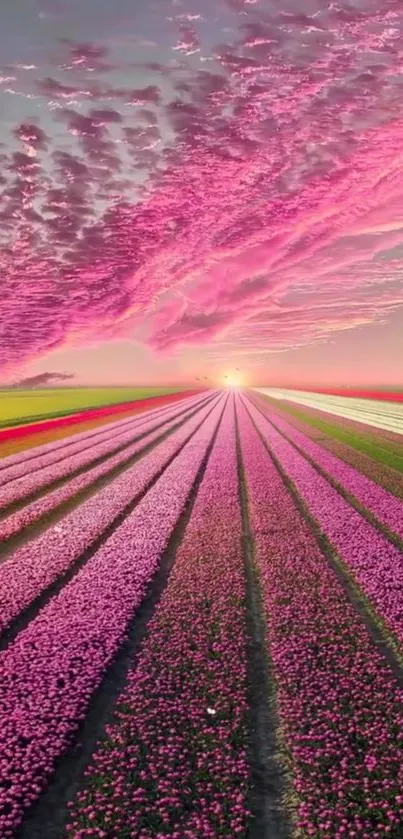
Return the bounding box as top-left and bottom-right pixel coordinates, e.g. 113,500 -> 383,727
259,397 -> 403,473
0,387 -> 180,429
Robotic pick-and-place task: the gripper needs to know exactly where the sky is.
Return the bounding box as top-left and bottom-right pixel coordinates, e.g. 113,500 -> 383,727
1,0 -> 403,388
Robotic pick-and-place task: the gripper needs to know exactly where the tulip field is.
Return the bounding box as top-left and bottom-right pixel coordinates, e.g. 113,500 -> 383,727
1,389 -> 403,838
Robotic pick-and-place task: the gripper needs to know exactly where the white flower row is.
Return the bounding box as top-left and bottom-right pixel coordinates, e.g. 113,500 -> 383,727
253,388 -> 403,435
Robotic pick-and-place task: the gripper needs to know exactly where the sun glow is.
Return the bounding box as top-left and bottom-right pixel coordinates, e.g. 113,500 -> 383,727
223,372 -> 242,388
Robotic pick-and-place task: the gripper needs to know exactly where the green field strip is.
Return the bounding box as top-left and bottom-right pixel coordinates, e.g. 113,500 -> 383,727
258,396 -> 403,473
0,388 -> 181,429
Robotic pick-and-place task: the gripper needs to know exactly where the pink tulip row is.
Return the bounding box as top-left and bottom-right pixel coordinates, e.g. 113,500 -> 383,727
0,394 -> 212,512
67,395 -> 249,839
237,398 -> 403,838
0,393 -> 214,545
256,399 -> 403,502
251,394 -> 403,542
0,392 -> 210,478
269,395 -> 403,450
0,395 -> 222,640
0,397 -> 224,835
0,395 -> 189,488
243,395 -> 403,651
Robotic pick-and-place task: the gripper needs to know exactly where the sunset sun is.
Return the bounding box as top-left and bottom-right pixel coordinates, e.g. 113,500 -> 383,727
224,373 -> 242,388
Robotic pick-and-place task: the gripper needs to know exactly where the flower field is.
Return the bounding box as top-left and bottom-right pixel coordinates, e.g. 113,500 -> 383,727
1,389 -> 403,837
0,388 -> 183,431
0,390 -> 199,461
256,388 -> 403,435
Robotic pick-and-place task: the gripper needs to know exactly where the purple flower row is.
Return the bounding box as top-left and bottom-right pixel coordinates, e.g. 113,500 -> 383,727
273,396 -> 403,450
0,393 -> 213,545
257,400 -> 403,502
67,395 -> 249,838
0,397 -> 224,835
243,396 -> 403,655
238,397 -> 403,838
0,394 -> 212,512
0,397 -> 177,488
0,392 -> 207,479
0,395 -> 222,639
253,396 -> 403,542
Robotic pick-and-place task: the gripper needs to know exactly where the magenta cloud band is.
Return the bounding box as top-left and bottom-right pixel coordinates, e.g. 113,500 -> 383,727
2,0 -> 403,373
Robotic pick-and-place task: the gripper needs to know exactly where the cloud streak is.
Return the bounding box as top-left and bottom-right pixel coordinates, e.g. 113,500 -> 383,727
1,0 -> 403,376
9,372 -> 75,388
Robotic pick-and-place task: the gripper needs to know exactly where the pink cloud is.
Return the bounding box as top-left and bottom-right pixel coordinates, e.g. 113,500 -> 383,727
1,0 -> 403,377
58,40 -> 116,72
37,77 -> 98,100
173,24 -> 200,56
121,85 -> 161,105
12,122 -> 48,151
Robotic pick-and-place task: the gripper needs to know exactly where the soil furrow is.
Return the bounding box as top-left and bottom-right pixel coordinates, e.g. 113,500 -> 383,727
235,403 -> 291,839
